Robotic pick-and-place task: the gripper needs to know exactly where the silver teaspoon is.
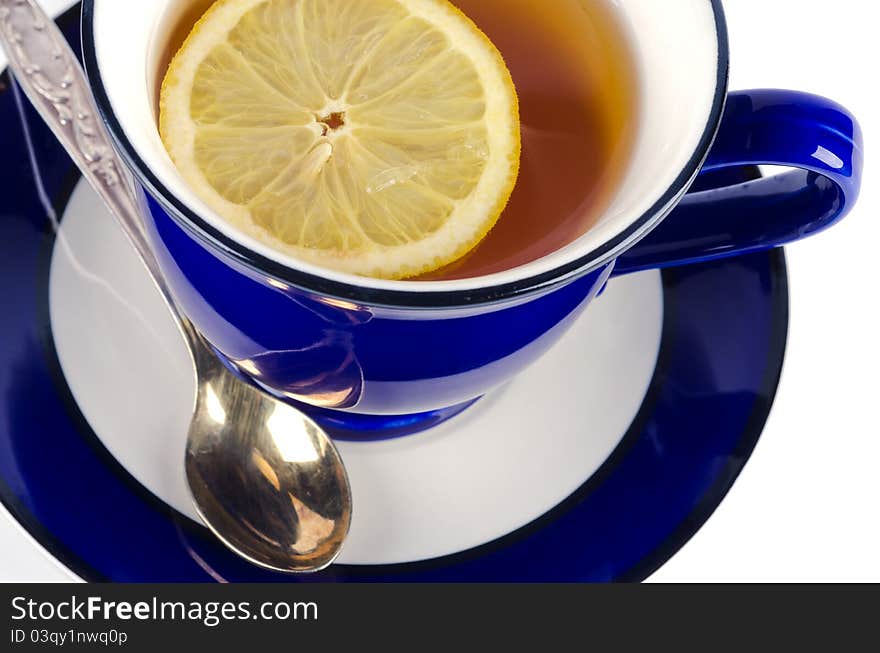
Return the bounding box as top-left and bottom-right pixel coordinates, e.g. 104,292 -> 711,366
0,0 -> 352,573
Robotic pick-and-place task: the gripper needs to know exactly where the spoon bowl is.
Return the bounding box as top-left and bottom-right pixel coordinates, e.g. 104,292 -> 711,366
187,338 -> 351,572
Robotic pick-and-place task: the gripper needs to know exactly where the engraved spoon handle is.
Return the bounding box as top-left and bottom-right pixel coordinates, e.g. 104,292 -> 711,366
0,0 -> 176,311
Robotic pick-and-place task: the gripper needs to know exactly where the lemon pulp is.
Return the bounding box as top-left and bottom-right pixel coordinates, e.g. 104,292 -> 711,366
160,0 -> 520,279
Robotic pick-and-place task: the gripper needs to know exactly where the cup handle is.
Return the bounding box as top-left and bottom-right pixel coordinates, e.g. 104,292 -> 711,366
612,89 -> 863,275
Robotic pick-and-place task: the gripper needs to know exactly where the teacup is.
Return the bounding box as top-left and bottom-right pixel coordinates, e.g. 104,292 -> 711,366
81,0 -> 862,437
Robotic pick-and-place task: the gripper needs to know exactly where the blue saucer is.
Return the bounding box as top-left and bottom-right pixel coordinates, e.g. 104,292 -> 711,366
0,6 -> 787,582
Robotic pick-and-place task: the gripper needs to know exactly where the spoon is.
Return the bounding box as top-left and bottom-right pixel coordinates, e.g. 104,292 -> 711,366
0,0 -> 352,573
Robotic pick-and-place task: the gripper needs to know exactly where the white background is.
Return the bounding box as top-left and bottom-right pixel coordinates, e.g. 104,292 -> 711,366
1,0 -> 878,582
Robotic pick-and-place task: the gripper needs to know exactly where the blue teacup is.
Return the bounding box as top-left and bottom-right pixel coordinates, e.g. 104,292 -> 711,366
82,0 -> 862,438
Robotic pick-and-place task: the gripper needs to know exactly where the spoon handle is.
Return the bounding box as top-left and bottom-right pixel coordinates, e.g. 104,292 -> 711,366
0,0 -> 176,311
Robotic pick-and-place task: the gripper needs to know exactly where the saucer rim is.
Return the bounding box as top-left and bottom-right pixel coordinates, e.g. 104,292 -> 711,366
0,6 -> 787,582
24,243 -> 788,581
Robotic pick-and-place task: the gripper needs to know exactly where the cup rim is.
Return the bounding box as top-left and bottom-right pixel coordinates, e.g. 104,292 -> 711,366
80,0 -> 729,309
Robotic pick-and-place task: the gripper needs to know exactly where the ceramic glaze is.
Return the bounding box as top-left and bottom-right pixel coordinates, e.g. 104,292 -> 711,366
146,195 -> 612,423
50,179 -> 665,564
80,1 -> 862,436
0,52 -> 790,575
83,0 -> 722,295
0,10 -> 792,578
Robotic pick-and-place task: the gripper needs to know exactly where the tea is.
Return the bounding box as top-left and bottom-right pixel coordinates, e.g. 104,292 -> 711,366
156,0 -> 637,281
423,0 -> 638,280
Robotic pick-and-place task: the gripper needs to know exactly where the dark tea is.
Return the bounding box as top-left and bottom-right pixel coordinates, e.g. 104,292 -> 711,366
157,0 -> 638,281
424,0 -> 638,279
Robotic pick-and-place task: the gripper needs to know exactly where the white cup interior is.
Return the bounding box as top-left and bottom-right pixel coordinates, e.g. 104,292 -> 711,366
88,0 -> 722,294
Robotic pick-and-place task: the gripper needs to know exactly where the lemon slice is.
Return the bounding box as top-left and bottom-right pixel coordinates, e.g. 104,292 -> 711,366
160,0 -> 520,279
